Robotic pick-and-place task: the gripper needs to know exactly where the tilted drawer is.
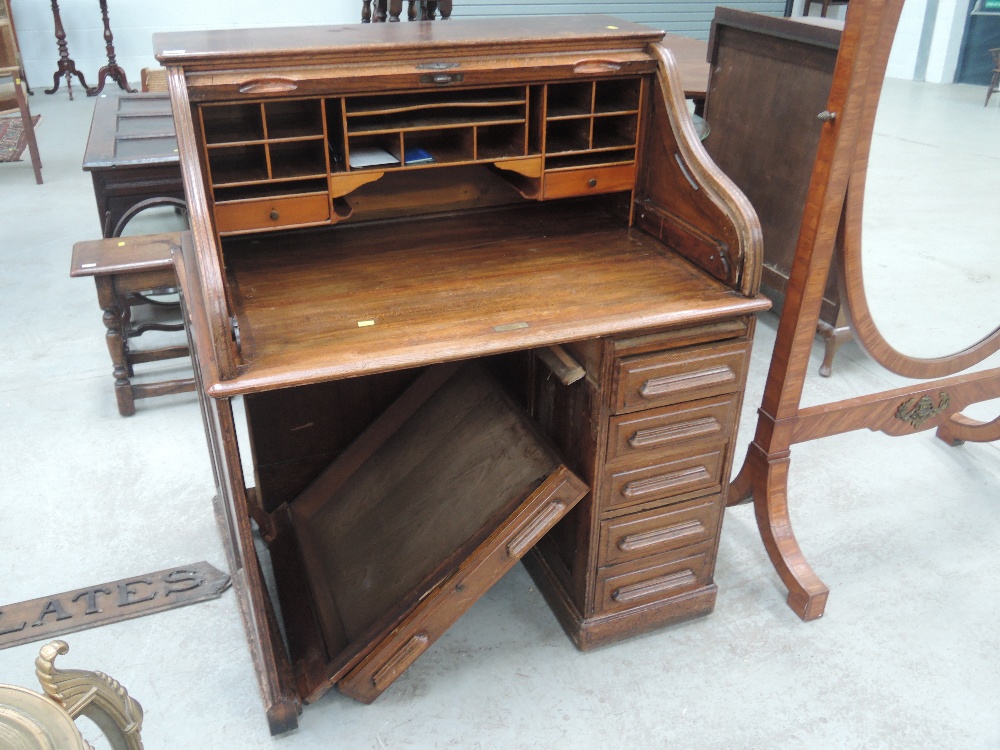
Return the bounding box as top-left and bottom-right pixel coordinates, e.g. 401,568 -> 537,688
594,545 -> 713,615
598,495 -> 722,568
337,465 -> 586,704
542,163 -> 636,200
612,340 -> 750,414
606,394 -> 738,466
214,192 -> 330,234
605,447 -> 725,513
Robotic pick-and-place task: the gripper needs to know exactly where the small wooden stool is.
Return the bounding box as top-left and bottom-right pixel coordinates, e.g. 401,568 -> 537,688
71,231 -> 195,416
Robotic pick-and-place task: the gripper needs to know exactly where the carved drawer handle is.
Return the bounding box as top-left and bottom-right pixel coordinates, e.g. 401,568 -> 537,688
573,60 -> 622,74
237,77 -> 299,94
617,520 -> 704,552
371,631 -> 430,690
620,466 -> 709,498
627,416 -> 721,449
420,72 -> 464,85
612,569 -> 697,603
638,365 -> 735,400
507,499 -> 566,558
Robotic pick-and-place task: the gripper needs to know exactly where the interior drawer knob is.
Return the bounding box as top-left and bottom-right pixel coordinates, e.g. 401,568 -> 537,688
269,209 -> 279,221
587,178 -> 598,188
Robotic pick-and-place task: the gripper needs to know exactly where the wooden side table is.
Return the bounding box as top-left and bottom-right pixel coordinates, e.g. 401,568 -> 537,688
70,232 -> 194,416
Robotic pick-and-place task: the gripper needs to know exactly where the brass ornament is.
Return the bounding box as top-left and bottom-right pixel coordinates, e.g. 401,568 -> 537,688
895,392 -> 951,428
0,640 -> 143,750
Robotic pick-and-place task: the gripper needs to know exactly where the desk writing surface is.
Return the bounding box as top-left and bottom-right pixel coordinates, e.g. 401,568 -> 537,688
216,201 -> 768,395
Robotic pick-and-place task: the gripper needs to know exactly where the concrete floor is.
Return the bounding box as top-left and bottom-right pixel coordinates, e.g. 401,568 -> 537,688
1,78 -> 998,749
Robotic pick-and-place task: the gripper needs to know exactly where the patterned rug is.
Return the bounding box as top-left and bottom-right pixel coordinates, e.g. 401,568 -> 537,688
0,113 -> 41,163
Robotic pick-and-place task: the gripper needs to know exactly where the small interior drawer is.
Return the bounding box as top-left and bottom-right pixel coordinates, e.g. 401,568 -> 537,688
598,495 -> 721,568
594,546 -> 712,615
542,163 -> 636,200
605,447 -> 724,512
607,394 -> 738,466
612,340 -> 750,414
214,192 -> 330,234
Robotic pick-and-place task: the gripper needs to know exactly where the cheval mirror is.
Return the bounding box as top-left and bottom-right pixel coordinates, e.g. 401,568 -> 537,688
727,0 -> 1000,620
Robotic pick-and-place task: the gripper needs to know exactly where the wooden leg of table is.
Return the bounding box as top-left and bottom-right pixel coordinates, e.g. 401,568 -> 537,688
816,320 -> 852,377
748,442 -> 829,621
96,278 -> 135,417
935,412 -> 1000,446
726,445 -> 754,506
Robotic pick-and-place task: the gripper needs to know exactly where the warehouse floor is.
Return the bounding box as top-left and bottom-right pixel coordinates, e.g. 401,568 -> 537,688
0,77 -> 998,749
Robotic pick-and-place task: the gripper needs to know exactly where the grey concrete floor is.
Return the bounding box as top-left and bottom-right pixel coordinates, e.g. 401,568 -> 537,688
1,79 -> 998,749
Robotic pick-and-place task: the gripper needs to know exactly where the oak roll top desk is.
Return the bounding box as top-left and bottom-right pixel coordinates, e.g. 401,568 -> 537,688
155,17 -> 769,733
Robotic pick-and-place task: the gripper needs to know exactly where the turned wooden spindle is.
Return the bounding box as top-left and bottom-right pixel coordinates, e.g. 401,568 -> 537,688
92,0 -> 136,95
45,0 -> 94,98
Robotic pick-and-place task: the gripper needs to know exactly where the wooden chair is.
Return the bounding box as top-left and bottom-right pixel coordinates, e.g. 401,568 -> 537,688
803,0 -> 848,16
986,48 -> 1000,107
0,0 -> 41,184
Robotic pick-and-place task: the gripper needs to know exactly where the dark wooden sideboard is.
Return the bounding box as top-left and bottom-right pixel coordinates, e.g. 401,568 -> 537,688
703,10 -> 846,375
155,18 -> 769,733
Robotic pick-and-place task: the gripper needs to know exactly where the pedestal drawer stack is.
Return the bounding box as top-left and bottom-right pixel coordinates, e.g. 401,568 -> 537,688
526,321 -> 754,649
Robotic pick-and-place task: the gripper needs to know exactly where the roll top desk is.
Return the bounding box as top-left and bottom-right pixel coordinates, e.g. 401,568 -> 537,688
155,17 -> 769,733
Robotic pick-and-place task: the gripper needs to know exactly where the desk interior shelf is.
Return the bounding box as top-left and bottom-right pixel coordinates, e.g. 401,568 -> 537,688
197,79 -> 647,236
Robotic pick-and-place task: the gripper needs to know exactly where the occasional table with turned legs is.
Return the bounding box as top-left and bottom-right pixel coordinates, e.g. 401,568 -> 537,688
44,0 -> 94,98
92,0 -> 135,95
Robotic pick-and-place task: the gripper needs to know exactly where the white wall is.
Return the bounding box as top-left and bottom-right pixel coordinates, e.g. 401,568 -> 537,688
886,0 -> 927,78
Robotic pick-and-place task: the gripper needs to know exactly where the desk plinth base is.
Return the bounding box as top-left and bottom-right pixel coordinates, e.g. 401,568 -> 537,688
523,545 -> 717,650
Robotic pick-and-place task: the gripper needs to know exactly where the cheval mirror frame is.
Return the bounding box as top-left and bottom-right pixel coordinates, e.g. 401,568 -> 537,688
727,0 -> 1000,620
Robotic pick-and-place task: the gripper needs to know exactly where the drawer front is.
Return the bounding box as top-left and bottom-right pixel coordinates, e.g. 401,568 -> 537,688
338,466 -> 587,704
613,340 -> 750,414
599,495 -> 721,568
605,448 -> 724,512
214,192 -> 330,234
607,395 -> 738,466
543,163 -> 636,200
595,547 -> 712,615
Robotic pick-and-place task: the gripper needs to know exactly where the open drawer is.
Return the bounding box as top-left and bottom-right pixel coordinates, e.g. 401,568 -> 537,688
271,362 -> 588,704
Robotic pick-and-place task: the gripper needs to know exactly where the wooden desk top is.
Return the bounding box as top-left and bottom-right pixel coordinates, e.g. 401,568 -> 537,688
214,202 -> 768,396
155,16 -> 662,68
82,92 -> 178,171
